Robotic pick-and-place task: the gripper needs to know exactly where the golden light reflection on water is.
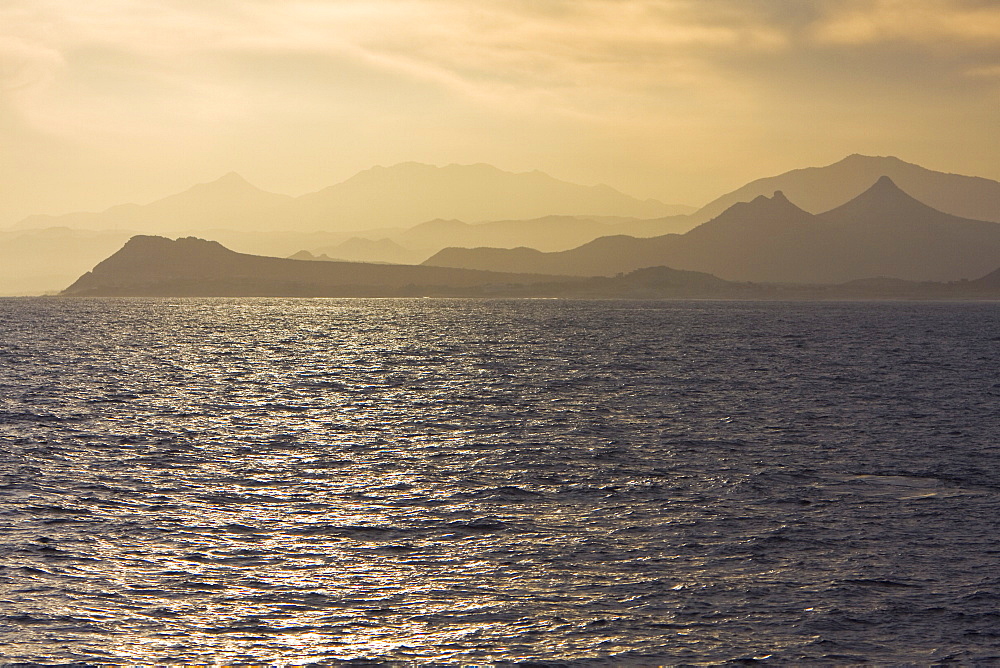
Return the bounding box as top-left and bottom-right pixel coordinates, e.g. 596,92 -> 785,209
4,300 -> 1000,663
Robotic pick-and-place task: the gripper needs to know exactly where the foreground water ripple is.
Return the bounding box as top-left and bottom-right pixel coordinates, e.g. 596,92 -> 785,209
1,298 -> 999,664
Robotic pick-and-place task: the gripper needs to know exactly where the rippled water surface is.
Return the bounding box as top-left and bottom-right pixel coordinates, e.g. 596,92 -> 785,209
2,298 -> 1000,665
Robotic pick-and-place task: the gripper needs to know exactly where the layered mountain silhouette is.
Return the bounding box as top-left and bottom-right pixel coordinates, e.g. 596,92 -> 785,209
288,162 -> 689,229
16,173 -> 295,234
424,177 -> 1000,284
693,154 -> 1000,223
15,163 -> 688,236
307,237 -> 422,264
62,235 -> 1000,299
63,236 -> 580,297
303,214 -> 697,265
9,155 -> 1000,296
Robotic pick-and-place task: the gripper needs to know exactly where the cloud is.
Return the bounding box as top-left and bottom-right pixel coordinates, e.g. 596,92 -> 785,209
1,0 -> 792,120
0,0 -> 996,221
811,0 -> 1000,46
5,0 -> 994,126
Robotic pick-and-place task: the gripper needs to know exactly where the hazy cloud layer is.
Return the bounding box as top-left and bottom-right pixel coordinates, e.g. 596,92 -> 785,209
1,0 -> 998,222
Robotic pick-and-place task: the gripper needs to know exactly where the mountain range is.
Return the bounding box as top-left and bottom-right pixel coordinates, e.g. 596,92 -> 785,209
61,235 -> 1000,300
307,214 -> 697,264
5,155 -> 1000,295
691,154 -> 1000,224
294,155 -> 1000,267
424,176 -> 1000,284
62,236 -> 582,297
15,163 -> 689,235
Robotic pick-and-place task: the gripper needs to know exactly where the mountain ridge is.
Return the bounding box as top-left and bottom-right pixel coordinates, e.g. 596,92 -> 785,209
693,155 -> 1000,223
14,163 -> 690,235
61,234 -> 1000,300
424,177 -> 1000,284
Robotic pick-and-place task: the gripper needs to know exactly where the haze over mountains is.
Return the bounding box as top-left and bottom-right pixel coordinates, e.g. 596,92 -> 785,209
3,164 -> 696,295
16,163 -> 689,235
309,214 -> 697,265
692,154 -> 1000,224
4,155 -> 1000,295
426,177 -> 1000,284
0,228 -> 133,296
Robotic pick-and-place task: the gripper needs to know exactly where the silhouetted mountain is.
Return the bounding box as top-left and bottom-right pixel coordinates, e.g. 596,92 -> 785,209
62,236 -> 583,297
291,163 -> 688,231
814,176 -> 1000,280
969,266 -> 1000,291
426,191 -> 830,281
308,237 -> 421,264
396,216 -> 618,253
61,236 -> 740,297
10,155 -> 1000,295
13,164 -> 688,239
694,154 -> 1000,223
425,178 -> 1000,283
15,173 -> 294,234
62,235 -> 1000,300
287,250 -> 334,261
298,214 -> 698,266
398,214 -> 696,252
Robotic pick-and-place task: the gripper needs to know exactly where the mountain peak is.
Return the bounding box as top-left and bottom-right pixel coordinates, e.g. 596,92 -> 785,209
195,171 -> 258,191
840,154 -> 905,165
848,174 -> 912,201
819,174 -> 962,226
215,171 -> 251,184
692,153 -> 1000,224
685,186 -> 813,240
745,189 -> 800,211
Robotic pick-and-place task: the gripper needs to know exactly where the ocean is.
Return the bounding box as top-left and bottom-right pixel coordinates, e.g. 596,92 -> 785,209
1,298 -> 999,665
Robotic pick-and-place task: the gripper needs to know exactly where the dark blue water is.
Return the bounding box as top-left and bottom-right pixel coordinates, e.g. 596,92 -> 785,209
2,298 -> 999,665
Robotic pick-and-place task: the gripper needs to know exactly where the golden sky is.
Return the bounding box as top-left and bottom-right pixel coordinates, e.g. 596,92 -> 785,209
2,0 -> 998,224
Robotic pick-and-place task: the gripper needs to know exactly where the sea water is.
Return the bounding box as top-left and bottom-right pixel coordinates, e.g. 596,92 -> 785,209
1,298 -> 999,665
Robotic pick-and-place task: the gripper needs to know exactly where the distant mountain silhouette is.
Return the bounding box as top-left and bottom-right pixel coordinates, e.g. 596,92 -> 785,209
8,154 -> 1000,295
400,214 -> 696,250
813,176 -> 1000,280
16,164 -> 689,237
297,214 -> 698,266
63,235 -> 737,298
396,215 -> 630,252
425,177 -> 1000,283
290,163 -> 689,230
62,235 -> 1000,299
307,237 -> 421,264
63,236 -> 583,297
970,265 -> 1000,290
15,173 -> 294,234
693,154 -> 1000,223
288,250 -> 335,261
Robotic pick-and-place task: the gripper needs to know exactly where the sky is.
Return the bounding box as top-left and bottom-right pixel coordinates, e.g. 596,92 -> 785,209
1,0 -> 998,225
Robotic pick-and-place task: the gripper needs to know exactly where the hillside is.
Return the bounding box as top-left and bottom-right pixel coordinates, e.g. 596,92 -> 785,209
62,236 -> 584,297
16,164 -> 688,236
61,235 -> 1000,300
425,177 -> 1000,284
15,173 -> 294,235
693,154 -> 1000,223
290,163 -> 689,230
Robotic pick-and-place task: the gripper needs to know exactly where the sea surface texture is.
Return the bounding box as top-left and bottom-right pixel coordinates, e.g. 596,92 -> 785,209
1,298 -> 999,666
